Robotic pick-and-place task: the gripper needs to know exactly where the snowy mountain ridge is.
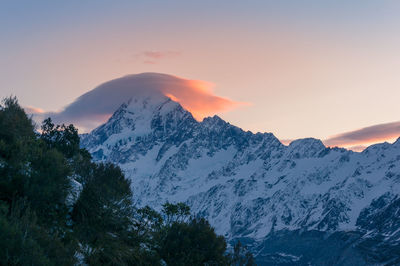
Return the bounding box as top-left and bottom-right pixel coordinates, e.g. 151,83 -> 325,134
81,95 -> 400,265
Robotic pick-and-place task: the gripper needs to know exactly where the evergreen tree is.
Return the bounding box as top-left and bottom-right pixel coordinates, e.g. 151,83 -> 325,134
0,97 -> 77,264
41,118 -> 81,159
72,163 -> 138,265
0,97 -> 36,205
157,203 -> 229,266
0,96 -> 255,265
230,241 -> 256,266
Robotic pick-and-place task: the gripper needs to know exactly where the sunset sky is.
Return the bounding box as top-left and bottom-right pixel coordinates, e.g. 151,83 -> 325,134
1,0 -> 399,150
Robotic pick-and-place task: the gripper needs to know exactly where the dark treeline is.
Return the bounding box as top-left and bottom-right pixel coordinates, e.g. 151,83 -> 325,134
0,97 -> 255,266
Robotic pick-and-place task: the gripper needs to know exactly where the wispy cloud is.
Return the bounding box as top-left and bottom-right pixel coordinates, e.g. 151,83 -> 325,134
143,51 -> 180,59
323,121 -> 400,148
135,50 -> 181,64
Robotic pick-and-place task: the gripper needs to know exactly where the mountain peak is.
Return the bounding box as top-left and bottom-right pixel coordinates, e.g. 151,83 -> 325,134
287,138 -> 326,158
124,94 -> 180,116
109,95 -> 193,135
201,115 -> 226,126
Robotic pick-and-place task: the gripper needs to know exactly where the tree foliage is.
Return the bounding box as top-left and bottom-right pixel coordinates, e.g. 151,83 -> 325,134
229,241 -> 256,266
0,97 -> 255,265
158,216 -> 228,265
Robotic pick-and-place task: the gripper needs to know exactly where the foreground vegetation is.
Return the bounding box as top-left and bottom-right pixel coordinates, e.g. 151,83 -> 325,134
0,97 -> 254,265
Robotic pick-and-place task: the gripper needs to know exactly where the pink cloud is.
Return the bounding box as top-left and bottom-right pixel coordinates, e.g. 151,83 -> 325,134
135,50 -> 181,64
143,51 -> 180,59
278,121 -> 400,152
323,120 -> 400,148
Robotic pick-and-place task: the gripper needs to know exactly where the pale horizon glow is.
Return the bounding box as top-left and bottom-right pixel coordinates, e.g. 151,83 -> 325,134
1,1 -> 400,150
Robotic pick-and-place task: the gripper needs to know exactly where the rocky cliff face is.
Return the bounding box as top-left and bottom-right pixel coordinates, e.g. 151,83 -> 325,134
81,96 -> 400,265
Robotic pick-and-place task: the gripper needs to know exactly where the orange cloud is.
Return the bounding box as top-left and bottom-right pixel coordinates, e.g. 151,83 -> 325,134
33,73 -> 246,132
161,79 -> 247,120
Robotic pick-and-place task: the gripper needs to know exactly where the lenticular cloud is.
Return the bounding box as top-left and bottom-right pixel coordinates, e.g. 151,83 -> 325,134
323,120 -> 400,148
29,73 -> 244,132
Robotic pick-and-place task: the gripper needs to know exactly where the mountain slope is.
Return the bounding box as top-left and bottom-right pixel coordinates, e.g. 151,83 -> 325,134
81,96 -> 400,265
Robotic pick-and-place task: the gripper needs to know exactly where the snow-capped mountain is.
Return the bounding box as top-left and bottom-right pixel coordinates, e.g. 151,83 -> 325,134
81,95 -> 400,265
